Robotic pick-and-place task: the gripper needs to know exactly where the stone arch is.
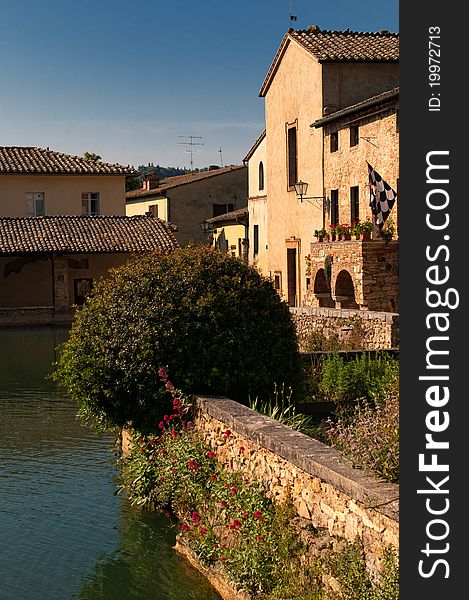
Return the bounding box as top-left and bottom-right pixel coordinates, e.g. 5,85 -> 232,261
334,269 -> 358,309
312,268 -> 334,307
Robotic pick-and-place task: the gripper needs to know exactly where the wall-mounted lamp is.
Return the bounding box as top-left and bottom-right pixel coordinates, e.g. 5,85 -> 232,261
199,220 -> 213,236
294,180 -> 325,209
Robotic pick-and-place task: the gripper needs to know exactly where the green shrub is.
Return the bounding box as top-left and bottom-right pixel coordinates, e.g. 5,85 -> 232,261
317,352 -> 398,403
53,246 -> 302,429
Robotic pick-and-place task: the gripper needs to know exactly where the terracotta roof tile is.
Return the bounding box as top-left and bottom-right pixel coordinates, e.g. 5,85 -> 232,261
126,165 -> 246,200
0,147 -> 138,176
290,27 -> 399,62
206,207 -> 248,225
0,215 -> 179,255
260,27 -> 399,97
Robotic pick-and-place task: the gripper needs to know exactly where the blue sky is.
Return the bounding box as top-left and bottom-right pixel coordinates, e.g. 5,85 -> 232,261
0,0 -> 398,170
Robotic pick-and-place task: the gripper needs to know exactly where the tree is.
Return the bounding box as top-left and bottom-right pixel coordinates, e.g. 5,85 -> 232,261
83,152 -> 102,162
54,246 -> 303,430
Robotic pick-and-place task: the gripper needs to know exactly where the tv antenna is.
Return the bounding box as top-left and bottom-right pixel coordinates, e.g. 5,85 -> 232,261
289,0 -> 297,26
178,135 -> 204,169
218,147 -> 224,167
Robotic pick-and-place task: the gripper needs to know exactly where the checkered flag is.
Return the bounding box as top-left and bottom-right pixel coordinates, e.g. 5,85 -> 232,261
367,162 -> 397,229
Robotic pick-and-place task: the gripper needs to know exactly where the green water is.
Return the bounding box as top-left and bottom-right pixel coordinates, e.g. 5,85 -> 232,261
0,327 -> 221,600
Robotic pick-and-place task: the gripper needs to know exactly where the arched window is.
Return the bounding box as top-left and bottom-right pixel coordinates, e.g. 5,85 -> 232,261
258,161 -> 264,191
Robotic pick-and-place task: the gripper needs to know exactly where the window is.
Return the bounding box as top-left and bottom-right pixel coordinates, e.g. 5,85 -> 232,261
82,192 -> 100,215
273,271 -> 282,291
74,278 -> 93,305
330,189 -> 339,225
253,224 -> 259,256
25,192 -> 45,216
287,125 -> 297,188
330,131 -> 338,153
350,186 -> 360,223
350,125 -> 359,147
212,203 -> 234,217
258,161 -> 264,191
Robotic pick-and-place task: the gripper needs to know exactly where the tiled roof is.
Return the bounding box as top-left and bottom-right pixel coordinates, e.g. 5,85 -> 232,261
0,147 -> 138,176
243,130 -> 266,163
312,86 -> 399,127
260,26 -> 399,97
0,215 -> 179,255
126,165 -> 246,200
205,207 -> 248,225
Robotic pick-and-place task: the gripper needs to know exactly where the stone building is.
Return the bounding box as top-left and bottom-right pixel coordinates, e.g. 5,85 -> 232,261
305,87 -> 399,312
256,26 -> 399,307
0,215 -> 179,325
0,146 -> 137,216
125,165 -> 248,247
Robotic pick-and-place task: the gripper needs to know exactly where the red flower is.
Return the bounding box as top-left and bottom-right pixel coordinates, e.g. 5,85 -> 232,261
165,380 -> 175,391
210,473 -> 218,481
230,485 -> 237,495
158,421 -> 165,430
171,429 -> 178,438
223,430 -> 231,438
257,535 -> 263,542
199,527 -> 208,535
220,556 -> 226,562
239,446 -> 245,454
191,511 -> 201,524
206,450 -> 216,459
229,519 -> 241,530
213,543 -> 219,549
188,460 -> 200,470
158,367 -> 168,381
180,523 -> 190,532
253,510 -> 262,519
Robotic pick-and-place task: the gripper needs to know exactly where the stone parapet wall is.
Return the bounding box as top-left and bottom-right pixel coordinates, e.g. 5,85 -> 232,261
0,306 -> 74,327
291,306 -> 399,350
194,396 -> 398,574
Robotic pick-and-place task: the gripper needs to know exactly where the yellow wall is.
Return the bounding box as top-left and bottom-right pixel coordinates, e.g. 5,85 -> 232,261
126,196 -> 168,220
212,223 -> 246,258
264,40 -> 324,305
247,136 -> 269,275
0,174 -> 127,216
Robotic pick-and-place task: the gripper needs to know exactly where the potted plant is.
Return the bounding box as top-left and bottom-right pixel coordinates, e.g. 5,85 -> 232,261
341,223 -> 351,240
314,228 -> 328,242
351,220 -> 361,239
360,219 -> 373,240
380,217 -> 395,242
329,223 -> 338,241
332,223 -> 343,240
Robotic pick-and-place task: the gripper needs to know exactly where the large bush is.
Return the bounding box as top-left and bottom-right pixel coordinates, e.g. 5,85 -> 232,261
54,246 -> 302,429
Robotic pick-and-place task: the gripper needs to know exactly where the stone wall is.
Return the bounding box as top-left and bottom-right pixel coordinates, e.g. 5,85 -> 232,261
291,306 -> 399,350
194,396 -> 398,575
304,239 -> 399,312
0,306 -> 74,327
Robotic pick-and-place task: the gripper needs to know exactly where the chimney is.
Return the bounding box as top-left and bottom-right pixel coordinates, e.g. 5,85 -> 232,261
143,172 -> 160,190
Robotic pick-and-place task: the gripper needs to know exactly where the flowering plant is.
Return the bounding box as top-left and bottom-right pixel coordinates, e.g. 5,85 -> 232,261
360,219 -> 374,234
340,223 -> 351,236
351,220 -> 361,236
380,217 -> 395,241
329,223 -> 341,237
313,228 -> 328,240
